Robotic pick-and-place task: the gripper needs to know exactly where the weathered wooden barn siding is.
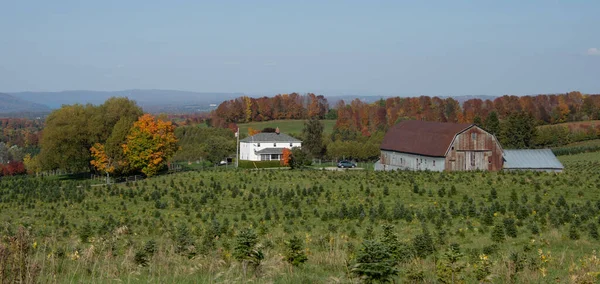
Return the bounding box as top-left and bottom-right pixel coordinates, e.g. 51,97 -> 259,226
445,126 -> 503,171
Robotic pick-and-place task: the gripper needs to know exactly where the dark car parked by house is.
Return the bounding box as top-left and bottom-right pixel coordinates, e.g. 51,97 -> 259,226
337,160 -> 356,168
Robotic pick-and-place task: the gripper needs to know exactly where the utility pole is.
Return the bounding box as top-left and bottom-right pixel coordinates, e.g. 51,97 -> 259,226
235,127 -> 239,168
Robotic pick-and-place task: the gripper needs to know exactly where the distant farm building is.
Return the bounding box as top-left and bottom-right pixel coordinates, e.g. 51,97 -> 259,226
376,120 -> 504,172
239,128 -> 302,161
375,120 -> 563,172
503,149 -> 564,172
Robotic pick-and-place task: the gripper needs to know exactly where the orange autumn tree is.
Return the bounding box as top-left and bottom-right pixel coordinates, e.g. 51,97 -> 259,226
90,143 -> 115,174
281,148 -> 292,166
123,114 -> 178,177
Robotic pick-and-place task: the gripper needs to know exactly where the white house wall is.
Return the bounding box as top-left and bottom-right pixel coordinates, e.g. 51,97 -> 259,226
380,150 -> 445,172
240,142 -> 302,161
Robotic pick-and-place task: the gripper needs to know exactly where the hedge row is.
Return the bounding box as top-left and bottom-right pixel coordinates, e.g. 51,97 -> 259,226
552,145 -> 600,156
238,160 -> 288,169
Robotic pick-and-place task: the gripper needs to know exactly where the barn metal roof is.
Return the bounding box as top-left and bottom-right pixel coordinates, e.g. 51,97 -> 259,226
240,132 -> 301,143
380,120 -> 473,157
255,148 -> 284,155
503,149 -> 564,170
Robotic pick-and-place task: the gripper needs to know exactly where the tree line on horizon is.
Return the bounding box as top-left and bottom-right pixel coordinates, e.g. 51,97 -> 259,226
211,91 -> 600,134
211,93 -> 330,127
334,91 -> 600,138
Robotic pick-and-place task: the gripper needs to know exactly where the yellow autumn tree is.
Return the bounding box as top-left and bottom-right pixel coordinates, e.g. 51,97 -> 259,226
243,96 -> 252,122
248,127 -> 261,136
122,114 -> 179,177
22,154 -> 41,175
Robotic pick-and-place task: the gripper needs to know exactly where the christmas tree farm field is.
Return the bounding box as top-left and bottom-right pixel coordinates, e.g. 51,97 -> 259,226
1,158 -> 599,282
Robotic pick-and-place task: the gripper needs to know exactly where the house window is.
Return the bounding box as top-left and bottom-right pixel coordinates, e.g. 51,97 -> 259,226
261,155 -> 268,161
271,154 -> 279,160
472,133 -> 477,141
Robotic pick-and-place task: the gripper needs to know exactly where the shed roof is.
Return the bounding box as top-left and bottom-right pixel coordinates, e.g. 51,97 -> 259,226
503,149 -> 564,170
255,148 -> 284,155
240,132 -> 301,143
380,120 -> 473,157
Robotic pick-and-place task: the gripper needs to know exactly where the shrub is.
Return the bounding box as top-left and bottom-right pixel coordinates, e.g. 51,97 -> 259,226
568,225 -> 580,240
234,228 -> 264,276
436,243 -> 465,284
351,240 -> 399,283
238,160 -> 284,169
503,218 -> 517,238
588,223 -> 599,240
413,225 -> 435,258
285,235 -> 308,266
491,223 -> 505,243
174,223 -> 196,258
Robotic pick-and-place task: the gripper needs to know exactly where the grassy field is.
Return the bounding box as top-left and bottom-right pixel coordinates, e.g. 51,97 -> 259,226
0,152 -> 599,282
557,139 -> 600,148
237,119 -> 336,136
538,120 -> 600,131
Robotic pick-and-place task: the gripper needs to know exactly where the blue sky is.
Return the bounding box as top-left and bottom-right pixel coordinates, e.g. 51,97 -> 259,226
0,0 -> 598,96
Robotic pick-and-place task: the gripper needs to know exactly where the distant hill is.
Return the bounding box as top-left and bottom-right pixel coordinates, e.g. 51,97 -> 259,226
9,89 -> 245,113
0,93 -> 50,114
6,89 -> 498,114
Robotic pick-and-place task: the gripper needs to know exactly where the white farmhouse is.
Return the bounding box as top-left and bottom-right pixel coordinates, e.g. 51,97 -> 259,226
239,128 -> 302,161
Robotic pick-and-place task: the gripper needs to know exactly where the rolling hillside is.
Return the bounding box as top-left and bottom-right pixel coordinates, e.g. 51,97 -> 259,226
0,93 -> 50,114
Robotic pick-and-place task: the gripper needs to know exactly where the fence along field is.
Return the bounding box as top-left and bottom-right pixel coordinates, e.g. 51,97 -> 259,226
0,153 -> 599,283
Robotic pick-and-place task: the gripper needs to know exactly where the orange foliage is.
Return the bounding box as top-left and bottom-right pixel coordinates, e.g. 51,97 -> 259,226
122,114 -> 178,177
90,143 -> 115,174
248,127 -> 261,136
281,148 -> 292,166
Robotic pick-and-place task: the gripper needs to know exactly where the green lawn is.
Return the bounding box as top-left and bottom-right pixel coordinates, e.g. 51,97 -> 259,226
558,138 -> 600,148
237,119 -> 336,136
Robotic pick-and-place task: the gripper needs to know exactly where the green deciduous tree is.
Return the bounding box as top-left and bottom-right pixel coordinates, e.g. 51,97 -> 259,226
39,97 -> 142,173
38,104 -> 94,172
289,147 -> 312,169
302,118 -> 324,158
172,126 -> 235,164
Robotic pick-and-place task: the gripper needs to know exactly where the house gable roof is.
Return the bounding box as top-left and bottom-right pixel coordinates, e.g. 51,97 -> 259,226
240,132 -> 301,143
380,120 -> 473,157
255,148 -> 284,155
